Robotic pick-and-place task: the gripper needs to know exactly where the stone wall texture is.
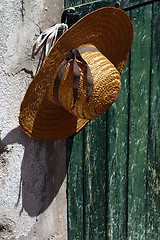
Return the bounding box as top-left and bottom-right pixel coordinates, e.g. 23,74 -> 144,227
0,0 -> 67,239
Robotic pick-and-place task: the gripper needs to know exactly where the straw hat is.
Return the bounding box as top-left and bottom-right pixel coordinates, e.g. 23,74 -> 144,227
19,7 -> 133,140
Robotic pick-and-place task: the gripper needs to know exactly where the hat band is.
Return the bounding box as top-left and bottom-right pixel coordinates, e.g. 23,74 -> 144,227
53,46 -> 99,109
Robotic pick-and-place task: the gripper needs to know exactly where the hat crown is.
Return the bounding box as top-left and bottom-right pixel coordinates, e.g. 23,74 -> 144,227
58,44 -> 121,120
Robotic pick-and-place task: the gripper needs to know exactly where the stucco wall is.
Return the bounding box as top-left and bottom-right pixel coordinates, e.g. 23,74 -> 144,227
0,0 -> 67,239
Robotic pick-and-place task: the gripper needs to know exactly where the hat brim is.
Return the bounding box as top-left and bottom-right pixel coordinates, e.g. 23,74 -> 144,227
19,7 -> 133,140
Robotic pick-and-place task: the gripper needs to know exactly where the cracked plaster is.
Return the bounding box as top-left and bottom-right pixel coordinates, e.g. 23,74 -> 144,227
0,0 -> 67,239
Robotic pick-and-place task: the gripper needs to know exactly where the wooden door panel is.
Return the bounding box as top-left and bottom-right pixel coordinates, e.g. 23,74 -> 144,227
128,5 -> 151,239
66,1 -> 160,239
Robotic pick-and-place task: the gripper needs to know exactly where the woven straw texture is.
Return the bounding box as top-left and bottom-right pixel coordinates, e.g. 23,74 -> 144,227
19,7 -> 133,140
58,46 -> 121,119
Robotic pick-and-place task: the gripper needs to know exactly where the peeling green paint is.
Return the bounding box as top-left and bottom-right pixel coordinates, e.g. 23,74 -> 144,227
67,1 -> 160,239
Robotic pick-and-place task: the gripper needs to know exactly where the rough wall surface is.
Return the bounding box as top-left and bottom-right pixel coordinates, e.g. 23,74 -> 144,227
0,0 -> 67,239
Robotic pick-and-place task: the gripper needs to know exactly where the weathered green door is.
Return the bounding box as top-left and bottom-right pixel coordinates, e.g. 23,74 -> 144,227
65,1 -> 160,239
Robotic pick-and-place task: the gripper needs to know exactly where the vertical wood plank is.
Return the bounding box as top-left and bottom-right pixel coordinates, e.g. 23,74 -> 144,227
67,132 -> 84,240
128,5 -> 152,239
145,2 -> 160,239
67,116 -> 107,240
106,57 -> 130,240
83,114 -> 107,239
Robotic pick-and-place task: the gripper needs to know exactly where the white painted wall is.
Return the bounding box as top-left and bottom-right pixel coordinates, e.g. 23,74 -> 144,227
0,0 -> 67,239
